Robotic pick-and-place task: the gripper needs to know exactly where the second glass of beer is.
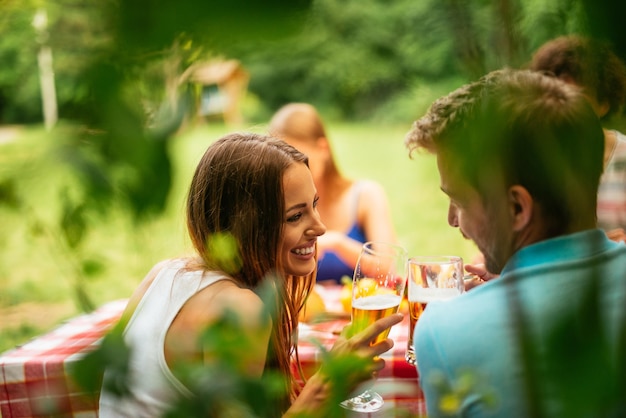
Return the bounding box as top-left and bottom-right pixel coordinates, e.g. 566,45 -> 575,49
405,256 -> 464,365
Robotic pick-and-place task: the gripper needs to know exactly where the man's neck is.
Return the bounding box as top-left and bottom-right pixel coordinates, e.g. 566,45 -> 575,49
514,214 -> 597,252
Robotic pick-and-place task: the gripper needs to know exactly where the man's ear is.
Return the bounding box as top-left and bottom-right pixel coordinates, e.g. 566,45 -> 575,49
509,185 -> 533,231
317,136 -> 330,151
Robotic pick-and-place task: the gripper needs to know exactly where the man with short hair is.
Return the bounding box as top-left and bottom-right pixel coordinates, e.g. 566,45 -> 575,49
406,68 -> 626,418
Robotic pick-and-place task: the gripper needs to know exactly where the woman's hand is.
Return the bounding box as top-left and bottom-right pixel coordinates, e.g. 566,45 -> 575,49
321,315 -> 403,389
315,230 -> 344,257
335,313 -> 403,355
287,313 -> 403,417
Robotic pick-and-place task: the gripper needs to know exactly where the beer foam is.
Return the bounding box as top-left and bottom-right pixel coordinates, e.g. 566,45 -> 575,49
352,294 -> 401,310
408,286 -> 460,302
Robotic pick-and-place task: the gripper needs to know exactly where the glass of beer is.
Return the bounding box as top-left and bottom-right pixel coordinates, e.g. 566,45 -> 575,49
340,241 -> 408,413
405,256 -> 464,365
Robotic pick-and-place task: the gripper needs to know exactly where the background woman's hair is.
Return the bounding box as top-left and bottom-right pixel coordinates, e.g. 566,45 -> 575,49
268,103 -> 328,143
529,35 -> 626,120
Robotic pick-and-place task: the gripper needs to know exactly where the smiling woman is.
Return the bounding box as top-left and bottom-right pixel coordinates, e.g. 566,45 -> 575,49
97,132 -> 404,418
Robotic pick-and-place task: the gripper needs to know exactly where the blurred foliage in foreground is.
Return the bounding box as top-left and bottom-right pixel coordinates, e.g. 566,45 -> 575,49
1,0 -> 624,416
2,0 -> 626,125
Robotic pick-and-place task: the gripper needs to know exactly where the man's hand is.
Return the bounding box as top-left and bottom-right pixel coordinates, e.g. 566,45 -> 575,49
606,228 -> 626,243
464,263 -> 499,291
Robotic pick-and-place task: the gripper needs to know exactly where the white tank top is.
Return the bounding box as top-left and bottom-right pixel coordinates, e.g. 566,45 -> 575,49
99,259 -> 227,417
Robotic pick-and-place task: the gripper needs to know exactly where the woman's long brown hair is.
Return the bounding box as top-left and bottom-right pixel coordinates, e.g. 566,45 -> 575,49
186,132 -> 315,412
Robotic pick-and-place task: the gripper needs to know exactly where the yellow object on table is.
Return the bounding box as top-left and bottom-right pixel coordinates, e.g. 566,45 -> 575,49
299,286 -> 328,323
339,278 -> 353,313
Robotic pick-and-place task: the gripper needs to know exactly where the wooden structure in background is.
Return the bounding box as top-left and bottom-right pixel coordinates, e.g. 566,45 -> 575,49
189,59 -> 249,126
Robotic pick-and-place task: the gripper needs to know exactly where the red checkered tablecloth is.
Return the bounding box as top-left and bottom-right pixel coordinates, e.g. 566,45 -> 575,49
0,300 -> 127,418
1,286 -> 425,418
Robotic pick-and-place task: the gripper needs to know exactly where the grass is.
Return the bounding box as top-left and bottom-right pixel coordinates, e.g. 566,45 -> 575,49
0,120 -> 478,353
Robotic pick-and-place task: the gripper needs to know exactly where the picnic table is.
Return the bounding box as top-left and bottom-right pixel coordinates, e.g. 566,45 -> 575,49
0,285 -> 424,417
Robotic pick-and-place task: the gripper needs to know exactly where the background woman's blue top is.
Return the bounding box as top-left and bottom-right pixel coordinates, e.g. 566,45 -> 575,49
316,222 -> 366,283
316,182 -> 367,284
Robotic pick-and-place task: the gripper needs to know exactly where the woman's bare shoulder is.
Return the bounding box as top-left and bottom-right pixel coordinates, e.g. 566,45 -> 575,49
134,259 -> 178,296
122,259 -> 183,320
357,179 -> 388,198
210,283 -> 268,324
356,179 -> 392,216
